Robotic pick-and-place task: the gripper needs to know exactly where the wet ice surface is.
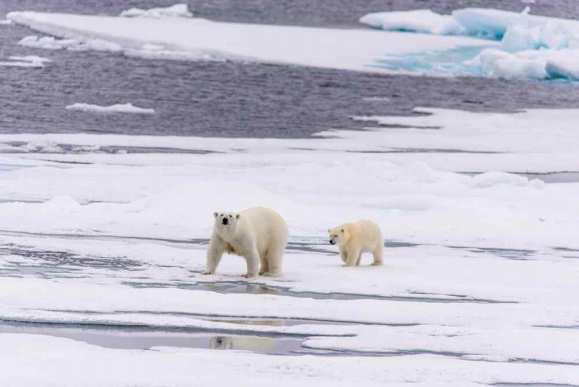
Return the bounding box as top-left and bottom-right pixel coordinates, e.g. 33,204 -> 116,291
0,321 -> 307,353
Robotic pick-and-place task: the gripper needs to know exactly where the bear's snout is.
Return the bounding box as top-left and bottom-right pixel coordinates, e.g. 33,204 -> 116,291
222,218 -> 229,225
329,239 -> 336,245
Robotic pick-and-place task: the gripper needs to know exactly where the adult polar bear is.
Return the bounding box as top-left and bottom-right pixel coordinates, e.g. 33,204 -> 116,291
204,207 -> 288,278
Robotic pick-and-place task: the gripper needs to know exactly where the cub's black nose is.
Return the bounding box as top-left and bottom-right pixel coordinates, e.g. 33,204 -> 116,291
222,218 -> 229,225
329,240 -> 335,245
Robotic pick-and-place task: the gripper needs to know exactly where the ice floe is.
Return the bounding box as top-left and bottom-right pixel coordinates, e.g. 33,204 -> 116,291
6,11 -> 492,72
1,108 -> 579,249
65,103 -> 155,115
120,4 -> 193,19
0,55 -> 51,68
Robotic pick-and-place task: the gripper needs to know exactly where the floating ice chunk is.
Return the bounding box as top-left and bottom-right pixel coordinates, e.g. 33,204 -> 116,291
501,23 -> 542,52
545,50 -> 579,80
452,8 -> 532,39
470,48 -> 547,79
120,4 -> 193,19
360,9 -> 465,35
0,55 -> 51,68
65,103 -> 155,115
18,35 -> 122,52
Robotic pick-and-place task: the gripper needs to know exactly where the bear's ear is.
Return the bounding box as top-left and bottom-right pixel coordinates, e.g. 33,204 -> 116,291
327,229 -> 331,233
236,214 -> 240,219
213,212 -> 218,218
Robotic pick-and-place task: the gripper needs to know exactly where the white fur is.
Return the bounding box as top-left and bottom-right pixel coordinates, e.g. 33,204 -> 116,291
204,207 -> 288,278
328,220 -> 384,267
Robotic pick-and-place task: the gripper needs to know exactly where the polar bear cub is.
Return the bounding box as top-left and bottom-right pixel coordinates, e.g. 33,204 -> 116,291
328,220 -> 383,267
204,207 -> 288,278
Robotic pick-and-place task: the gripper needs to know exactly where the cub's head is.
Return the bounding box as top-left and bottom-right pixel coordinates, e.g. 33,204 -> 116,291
328,225 -> 349,246
213,212 -> 241,234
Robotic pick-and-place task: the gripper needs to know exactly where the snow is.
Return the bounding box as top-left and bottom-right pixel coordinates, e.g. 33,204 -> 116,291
120,4 -> 193,19
0,55 -> 51,68
1,108 -> 579,385
2,334 -> 577,387
7,11 -> 492,73
65,103 -> 155,115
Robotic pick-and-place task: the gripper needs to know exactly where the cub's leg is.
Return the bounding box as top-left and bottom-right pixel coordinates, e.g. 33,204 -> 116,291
372,243 -> 384,266
204,237 -> 224,274
339,247 -> 348,263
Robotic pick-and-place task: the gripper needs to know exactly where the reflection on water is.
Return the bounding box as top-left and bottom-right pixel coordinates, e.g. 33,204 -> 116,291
0,322 -> 304,354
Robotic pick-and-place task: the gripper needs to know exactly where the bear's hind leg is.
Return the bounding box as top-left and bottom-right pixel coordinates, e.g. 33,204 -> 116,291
259,253 -> 269,275
372,244 -> 384,266
262,244 -> 284,277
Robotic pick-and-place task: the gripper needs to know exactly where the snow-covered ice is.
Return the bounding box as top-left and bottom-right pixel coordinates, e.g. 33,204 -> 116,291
65,103 -> 155,115
360,9 -> 465,35
1,107 -> 579,386
119,4 -> 193,19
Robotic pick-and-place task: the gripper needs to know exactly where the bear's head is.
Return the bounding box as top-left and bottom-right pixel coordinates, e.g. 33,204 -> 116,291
328,225 -> 349,246
213,212 -> 241,235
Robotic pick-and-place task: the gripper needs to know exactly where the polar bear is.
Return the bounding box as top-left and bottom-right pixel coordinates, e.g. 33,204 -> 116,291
204,207 -> 288,278
328,220 -> 383,266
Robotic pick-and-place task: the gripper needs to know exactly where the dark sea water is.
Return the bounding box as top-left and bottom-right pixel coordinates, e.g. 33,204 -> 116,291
1,0 -> 579,137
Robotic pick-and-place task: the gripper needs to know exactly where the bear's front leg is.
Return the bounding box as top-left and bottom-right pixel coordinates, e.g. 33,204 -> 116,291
204,237 -> 224,275
243,246 -> 259,278
345,247 -> 360,267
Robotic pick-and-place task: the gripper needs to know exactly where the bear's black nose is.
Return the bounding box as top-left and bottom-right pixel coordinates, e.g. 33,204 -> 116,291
222,218 -> 229,225
329,240 -> 335,245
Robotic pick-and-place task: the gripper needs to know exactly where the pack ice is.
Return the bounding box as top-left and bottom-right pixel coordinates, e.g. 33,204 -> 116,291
362,7 -> 579,80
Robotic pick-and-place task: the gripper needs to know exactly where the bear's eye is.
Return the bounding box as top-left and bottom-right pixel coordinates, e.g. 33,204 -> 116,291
228,215 -> 232,218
